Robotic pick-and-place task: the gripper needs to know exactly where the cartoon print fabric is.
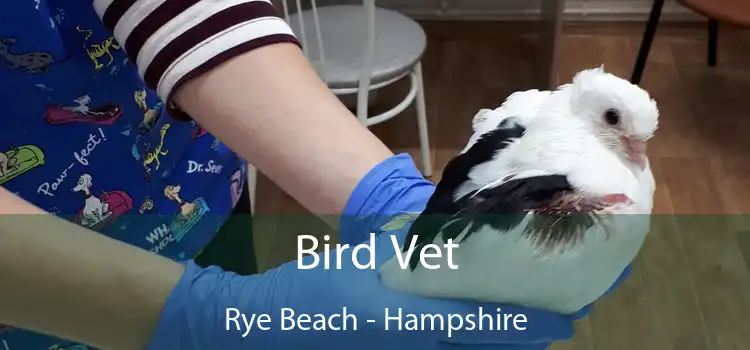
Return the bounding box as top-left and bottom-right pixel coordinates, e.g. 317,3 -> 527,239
0,1 -> 248,348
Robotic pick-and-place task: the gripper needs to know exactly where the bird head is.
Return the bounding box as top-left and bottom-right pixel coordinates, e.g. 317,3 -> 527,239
568,66 -> 659,171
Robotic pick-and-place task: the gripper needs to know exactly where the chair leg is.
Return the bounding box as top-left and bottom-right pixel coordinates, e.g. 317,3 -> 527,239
708,19 -> 718,67
413,62 -> 432,178
247,164 -> 258,214
631,0 -> 666,84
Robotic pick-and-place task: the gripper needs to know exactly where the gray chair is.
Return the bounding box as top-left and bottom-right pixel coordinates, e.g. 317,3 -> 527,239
282,0 -> 432,176
246,1 -> 433,211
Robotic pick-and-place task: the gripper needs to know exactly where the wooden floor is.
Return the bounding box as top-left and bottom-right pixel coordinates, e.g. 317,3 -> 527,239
253,21 -> 750,349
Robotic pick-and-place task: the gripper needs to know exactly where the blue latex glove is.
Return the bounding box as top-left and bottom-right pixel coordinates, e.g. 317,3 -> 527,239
146,154 -> 631,350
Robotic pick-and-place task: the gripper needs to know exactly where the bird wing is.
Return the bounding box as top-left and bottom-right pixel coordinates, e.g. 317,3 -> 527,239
403,90 -> 557,269
402,121 -> 527,269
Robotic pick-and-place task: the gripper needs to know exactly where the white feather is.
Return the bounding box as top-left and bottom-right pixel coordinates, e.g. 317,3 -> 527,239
462,89 -> 551,155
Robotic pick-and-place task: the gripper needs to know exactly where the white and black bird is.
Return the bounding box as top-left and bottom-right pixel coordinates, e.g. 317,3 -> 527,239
379,67 -> 659,314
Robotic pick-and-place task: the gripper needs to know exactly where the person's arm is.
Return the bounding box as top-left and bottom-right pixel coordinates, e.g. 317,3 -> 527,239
93,0 -> 394,219
176,44 -> 393,218
0,187 -> 184,350
0,1 -> 395,347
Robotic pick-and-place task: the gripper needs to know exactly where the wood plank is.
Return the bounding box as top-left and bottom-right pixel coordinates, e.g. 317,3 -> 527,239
634,158 -> 711,350
660,156 -> 750,350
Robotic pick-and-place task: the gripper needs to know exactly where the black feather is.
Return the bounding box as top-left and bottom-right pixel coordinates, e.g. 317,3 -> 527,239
449,175 -> 576,240
449,175 -> 597,250
496,117 -> 518,129
403,119 -> 526,269
406,172 -> 601,270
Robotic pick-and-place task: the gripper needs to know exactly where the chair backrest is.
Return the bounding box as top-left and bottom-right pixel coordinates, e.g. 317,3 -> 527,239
275,0 -> 377,122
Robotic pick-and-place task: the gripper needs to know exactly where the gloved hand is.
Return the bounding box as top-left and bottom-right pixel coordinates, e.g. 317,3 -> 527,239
147,235 -> 577,350
146,154 -> 629,350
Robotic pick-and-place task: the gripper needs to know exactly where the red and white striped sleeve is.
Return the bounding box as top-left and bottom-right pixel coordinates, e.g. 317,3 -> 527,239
93,0 -> 300,118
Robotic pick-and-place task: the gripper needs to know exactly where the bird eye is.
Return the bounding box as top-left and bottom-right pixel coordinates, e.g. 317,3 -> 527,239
604,108 -> 620,126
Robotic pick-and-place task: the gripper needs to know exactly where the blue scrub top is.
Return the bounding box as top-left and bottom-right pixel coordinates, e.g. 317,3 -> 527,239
1,1 -> 246,348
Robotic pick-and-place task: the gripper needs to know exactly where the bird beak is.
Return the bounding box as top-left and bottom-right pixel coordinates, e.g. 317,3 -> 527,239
622,136 -> 647,170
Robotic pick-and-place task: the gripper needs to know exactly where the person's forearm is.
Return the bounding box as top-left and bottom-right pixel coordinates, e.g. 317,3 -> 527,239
91,0 -> 393,219
174,43 -> 393,216
0,187 -> 182,350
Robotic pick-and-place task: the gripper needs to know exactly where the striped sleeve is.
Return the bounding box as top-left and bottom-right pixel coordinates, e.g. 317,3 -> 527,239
93,0 -> 301,120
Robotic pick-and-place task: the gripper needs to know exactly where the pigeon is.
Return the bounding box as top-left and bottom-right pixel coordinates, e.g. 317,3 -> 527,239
379,66 -> 659,314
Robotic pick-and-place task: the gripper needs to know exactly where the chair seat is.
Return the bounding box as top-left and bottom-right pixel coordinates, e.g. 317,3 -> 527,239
680,0 -> 750,27
287,5 -> 426,90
